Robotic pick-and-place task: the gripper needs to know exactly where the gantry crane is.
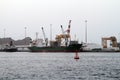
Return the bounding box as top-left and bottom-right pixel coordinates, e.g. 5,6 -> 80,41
102,36 -> 117,48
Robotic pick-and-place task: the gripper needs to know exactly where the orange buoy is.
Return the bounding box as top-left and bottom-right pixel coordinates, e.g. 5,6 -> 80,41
74,51 -> 79,59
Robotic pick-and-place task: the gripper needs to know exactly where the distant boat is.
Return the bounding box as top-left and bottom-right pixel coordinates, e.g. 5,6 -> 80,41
3,41 -> 18,52
3,47 -> 18,52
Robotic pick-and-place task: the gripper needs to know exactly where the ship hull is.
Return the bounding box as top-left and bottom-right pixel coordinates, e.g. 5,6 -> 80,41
3,48 -> 18,52
28,44 -> 82,52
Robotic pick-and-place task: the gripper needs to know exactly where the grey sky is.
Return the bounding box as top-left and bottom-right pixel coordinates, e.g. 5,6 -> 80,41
0,0 -> 120,44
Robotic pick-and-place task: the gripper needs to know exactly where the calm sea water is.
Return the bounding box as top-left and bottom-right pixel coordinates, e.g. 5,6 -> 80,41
0,52 -> 120,80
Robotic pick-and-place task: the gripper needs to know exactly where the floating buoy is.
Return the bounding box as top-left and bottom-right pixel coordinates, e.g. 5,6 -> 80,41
74,50 -> 79,60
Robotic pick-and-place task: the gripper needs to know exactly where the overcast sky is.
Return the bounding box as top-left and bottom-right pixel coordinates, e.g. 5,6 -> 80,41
0,0 -> 120,44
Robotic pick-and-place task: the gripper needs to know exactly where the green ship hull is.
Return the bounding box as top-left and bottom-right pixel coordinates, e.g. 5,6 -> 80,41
28,44 -> 82,52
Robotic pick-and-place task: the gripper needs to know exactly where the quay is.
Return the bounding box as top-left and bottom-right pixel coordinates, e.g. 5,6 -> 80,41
16,45 -> 30,52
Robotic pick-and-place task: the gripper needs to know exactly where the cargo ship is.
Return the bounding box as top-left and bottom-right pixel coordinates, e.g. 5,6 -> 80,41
28,41 -> 82,52
28,20 -> 82,52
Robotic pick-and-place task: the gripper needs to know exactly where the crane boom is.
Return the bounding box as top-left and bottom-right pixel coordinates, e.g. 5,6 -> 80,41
41,27 -> 48,46
67,20 -> 71,34
61,25 -> 68,46
41,27 -> 46,40
61,25 -> 64,34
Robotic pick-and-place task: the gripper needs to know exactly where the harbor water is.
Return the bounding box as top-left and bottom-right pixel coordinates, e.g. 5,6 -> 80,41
0,52 -> 120,80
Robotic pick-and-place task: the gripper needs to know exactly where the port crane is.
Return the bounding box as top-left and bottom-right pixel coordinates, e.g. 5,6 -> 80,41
61,25 -> 68,46
55,20 -> 71,46
41,27 -> 48,46
102,36 -> 117,48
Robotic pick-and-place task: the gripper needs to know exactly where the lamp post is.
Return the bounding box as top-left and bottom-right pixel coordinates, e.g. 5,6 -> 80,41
25,27 -> 27,38
36,32 -> 38,40
24,27 -> 27,45
85,20 -> 87,43
4,29 -> 6,45
50,24 -> 52,41
4,29 -> 6,39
